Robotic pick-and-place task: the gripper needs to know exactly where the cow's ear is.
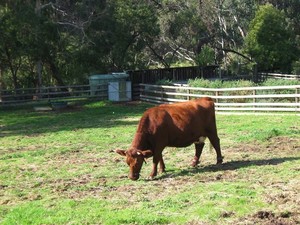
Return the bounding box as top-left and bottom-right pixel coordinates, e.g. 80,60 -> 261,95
115,149 -> 127,157
138,150 -> 153,158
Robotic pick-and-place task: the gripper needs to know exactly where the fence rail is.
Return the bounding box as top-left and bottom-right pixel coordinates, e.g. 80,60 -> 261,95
259,73 -> 300,80
0,84 -> 108,105
139,84 -> 300,113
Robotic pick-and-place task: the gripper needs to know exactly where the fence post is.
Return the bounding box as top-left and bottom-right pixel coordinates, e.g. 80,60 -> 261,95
187,89 -> 190,101
296,87 -> 299,111
215,90 -> 219,104
253,89 -> 256,111
47,87 -> 50,99
253,90 -> 256,103
140,84 -> 144,99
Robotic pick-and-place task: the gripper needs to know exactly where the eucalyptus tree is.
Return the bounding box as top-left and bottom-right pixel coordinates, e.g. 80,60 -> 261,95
147,0 -> 257,68
149,0 -> 212,67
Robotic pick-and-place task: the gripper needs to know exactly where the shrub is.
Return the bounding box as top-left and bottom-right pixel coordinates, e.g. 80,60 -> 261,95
155,79 -> 174,85
188,78 -> 256,88
292,60 -> 300,75
261,78 -> 300,86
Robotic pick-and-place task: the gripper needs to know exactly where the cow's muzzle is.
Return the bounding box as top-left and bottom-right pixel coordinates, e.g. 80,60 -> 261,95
129,173 -> 140,180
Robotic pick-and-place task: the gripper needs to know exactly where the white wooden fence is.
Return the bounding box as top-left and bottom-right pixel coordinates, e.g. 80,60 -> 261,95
259,73 -> 300,80
140,84 -> 300,113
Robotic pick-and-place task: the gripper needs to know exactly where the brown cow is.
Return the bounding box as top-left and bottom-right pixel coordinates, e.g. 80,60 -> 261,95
116,97 -> 223,180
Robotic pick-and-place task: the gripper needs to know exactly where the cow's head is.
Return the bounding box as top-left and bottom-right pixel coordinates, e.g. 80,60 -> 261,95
116,149 -> 153,180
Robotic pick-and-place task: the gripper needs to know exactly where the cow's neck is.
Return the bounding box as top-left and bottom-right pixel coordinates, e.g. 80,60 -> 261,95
131,132 -> 150,150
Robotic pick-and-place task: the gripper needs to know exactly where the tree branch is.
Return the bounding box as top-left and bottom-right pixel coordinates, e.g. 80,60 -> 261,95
216,47 -> 254,62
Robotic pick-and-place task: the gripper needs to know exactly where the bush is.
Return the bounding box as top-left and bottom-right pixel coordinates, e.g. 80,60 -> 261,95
188,78 -> 256,88
292,61 -> 300,75
188,78 -> 299,88
261,79 -> 300,86
155,79 -> 174,85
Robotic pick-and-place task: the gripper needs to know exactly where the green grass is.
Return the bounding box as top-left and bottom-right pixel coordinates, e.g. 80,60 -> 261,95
0,101 -> 299,224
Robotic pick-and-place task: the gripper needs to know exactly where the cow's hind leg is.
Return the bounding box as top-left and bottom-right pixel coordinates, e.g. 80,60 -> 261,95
207,133 -> 223,164
192,137 -> 206,167
159,158 -> 166,174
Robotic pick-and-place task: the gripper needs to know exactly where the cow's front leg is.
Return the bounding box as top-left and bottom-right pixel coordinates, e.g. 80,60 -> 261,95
149,154 -> 162,179
192,137 -> 206,167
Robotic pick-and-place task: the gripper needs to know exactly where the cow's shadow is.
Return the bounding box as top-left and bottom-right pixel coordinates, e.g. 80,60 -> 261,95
155,156 -> 300,180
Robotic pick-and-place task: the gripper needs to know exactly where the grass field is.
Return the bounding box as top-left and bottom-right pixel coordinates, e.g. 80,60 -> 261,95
0,101 -> 299,225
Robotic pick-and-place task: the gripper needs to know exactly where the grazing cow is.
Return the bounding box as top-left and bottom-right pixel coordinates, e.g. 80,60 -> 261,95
116,97 -> 223,180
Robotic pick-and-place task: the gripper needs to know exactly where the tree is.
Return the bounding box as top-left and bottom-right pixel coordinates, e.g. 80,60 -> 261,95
107,0 -> 160,71
148,0 -> 257,68
147,0 -> 212,67
1,0 -> 300,90
0,2 -> 38,89
244,4 -> 296,72
195,45 -> 215,67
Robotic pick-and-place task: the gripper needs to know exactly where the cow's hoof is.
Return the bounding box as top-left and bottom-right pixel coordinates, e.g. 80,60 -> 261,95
216,156 -> 224,164
191,160 -> 199,167
148,172 -> 157,180
147,176 -> 155,180
159,169 -> 166,174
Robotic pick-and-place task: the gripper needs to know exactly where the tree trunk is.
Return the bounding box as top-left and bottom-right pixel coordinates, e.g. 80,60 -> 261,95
0,68 -> 2,102
36,0 -> 42,98
49,61 -> 66,87
36,60 -> 43,99
48,61 -> 70,97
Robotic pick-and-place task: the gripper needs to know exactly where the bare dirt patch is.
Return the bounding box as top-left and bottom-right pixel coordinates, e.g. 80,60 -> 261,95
226,136 -> 299,154
236,210 -> 299,225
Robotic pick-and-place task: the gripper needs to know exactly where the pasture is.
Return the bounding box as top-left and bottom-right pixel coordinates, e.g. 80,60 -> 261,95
0,101 -> 299,225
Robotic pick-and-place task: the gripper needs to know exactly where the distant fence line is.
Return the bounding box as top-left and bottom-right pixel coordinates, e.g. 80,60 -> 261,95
0,84 -> 108,105
139,84 -> 300,113
128,66 -> 219,84
128,67 -> 300,85
1,66 -> 300,110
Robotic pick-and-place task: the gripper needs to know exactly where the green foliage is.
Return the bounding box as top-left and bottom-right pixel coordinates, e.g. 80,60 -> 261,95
291,60 -> 300,75
188,78 -> 299,104
1,1 -> 300,90
195,45 -> 215,67
155,79 -> 174,85
261,78 -> 300,86
0,1 -> 160,88
225,53 -> 257,76
189,78 -> 300,89
111,1 -> 160,70
167,1 -> 206,46
188,78 -> 255,88
0,3 -> 38,88
244,4 -> 297,72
